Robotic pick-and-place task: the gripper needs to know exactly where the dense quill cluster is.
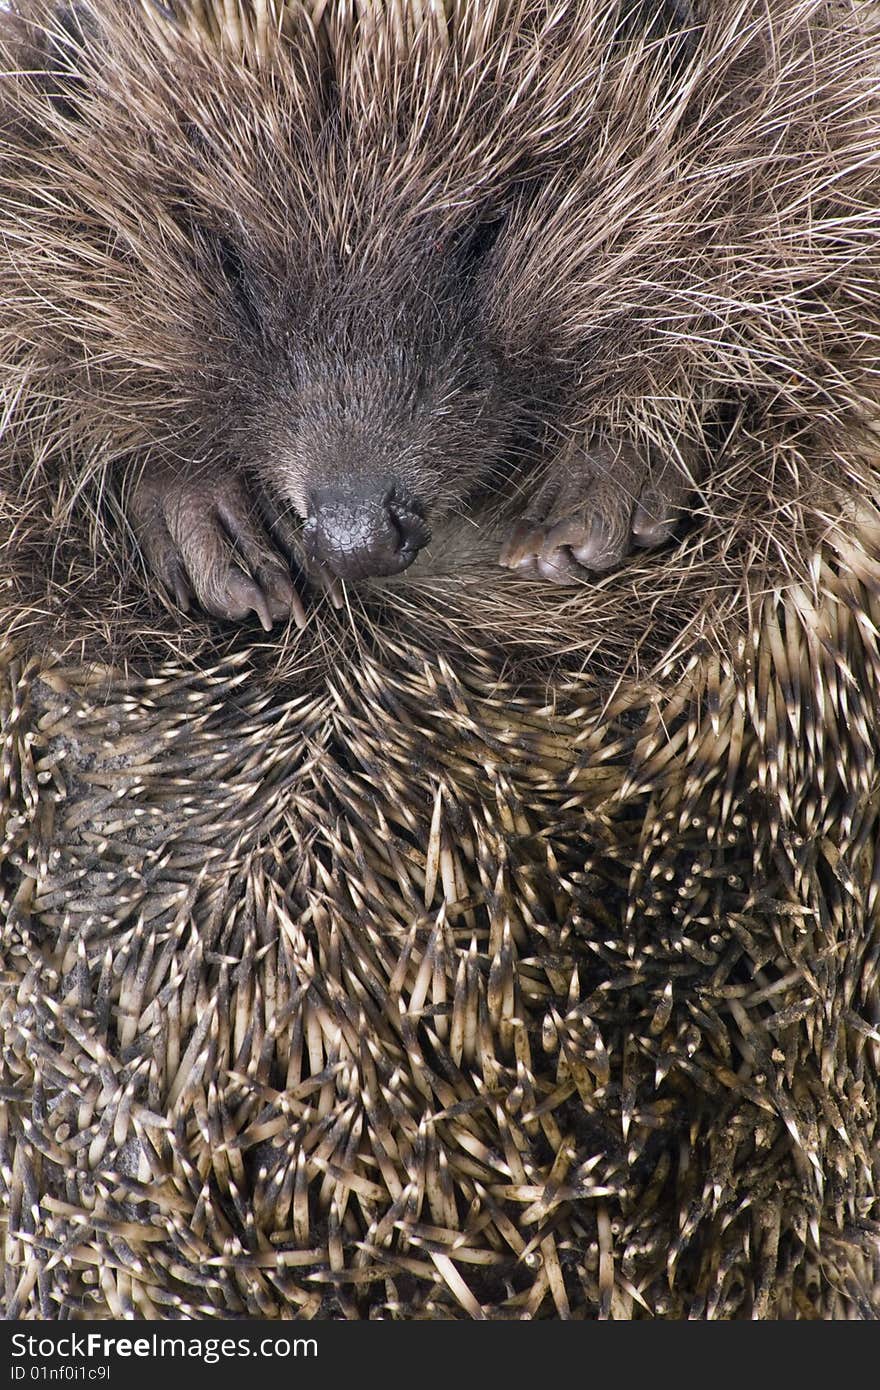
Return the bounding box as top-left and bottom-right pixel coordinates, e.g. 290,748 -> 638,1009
2,0 -> 880,1320
4,532 -> 880,1319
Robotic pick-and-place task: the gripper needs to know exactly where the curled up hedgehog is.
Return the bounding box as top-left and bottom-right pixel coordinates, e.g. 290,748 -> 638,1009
1,0 -> 878,641
3,0 -> 880,1324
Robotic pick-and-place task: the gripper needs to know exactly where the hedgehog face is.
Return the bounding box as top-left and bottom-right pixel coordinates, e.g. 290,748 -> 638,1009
201,218 -> 519,584
3,0 -> 878,634
262,322 -> 510,580
111,200 -> 523,619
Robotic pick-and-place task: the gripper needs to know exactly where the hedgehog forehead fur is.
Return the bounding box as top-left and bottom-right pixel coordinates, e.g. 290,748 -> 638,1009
4,6 -> 878,501
7,0 -> 590,520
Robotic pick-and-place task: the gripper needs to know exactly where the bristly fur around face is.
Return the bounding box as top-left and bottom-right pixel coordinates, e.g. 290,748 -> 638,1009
0,0 -> 879,673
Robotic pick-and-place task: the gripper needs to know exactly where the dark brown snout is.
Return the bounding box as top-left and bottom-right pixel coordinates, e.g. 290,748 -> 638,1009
303,484 -> 430,581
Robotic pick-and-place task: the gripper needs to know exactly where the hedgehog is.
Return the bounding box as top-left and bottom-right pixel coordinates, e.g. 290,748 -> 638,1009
2,0 -> 880,1324
1,0 -> 879,642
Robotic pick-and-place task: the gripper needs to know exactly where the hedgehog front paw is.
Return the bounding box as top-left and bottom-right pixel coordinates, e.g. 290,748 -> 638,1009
129,466 -> 305,630
499,442 -> 688,583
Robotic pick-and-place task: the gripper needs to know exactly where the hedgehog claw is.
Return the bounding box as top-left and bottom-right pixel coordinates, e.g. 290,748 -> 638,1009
261,567 -> 307,629
214,569 -> 275,629
499,441 -> 689,583
169,568 -> 192,613
499,520 -> 546,569
307,562 -> 346,609
536,545 -> 586,583
632,499 -> 678,547
130,467 -> 308,629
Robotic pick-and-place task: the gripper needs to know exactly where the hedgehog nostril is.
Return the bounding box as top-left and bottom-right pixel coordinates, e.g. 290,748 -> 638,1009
306,486 -> 430,580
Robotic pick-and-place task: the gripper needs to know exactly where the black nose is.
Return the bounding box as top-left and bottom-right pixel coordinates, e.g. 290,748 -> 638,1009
303,485 -> 430,580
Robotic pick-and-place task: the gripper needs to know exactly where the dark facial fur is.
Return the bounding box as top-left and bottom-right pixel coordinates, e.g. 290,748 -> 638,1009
232,229 -> 519,575
1,0 -> 879,633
